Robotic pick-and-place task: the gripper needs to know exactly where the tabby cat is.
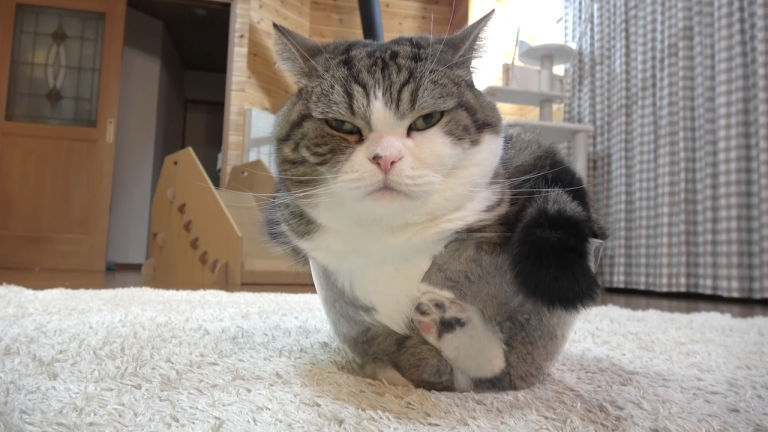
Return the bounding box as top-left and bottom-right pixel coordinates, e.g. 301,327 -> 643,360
265,10 -> 606,392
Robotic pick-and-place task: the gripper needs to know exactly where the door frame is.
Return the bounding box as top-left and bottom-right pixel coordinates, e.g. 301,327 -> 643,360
0,0 -> 127,270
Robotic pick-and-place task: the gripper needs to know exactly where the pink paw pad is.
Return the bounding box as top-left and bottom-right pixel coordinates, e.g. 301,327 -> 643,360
417,320 -> 435,335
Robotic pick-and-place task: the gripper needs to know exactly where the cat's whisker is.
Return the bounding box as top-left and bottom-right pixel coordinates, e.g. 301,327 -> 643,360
274,193 -> 347,207
434,54 -> 475,75
419,0 -> 457,90
430,13 -> 434,37
233,192 -> 344,210
316,41 -> 353,94
201,181 -> 334,199
424,0 -> 456,85
416,13 -> 435,89
490,165 -> 570,183
237,166 -> 342,180
454,185 -> 595,200
460,184 -> 590,193
267,189 -> 338,204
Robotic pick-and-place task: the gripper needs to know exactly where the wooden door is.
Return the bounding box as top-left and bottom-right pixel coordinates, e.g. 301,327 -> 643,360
0,0 -> 126,270
184,102 -> 224,187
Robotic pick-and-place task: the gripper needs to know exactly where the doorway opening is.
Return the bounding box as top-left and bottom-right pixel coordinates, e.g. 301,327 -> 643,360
107,0 -> 230,265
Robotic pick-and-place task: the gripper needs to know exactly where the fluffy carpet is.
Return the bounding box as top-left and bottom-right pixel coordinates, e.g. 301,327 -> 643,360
1,285 -> 766,431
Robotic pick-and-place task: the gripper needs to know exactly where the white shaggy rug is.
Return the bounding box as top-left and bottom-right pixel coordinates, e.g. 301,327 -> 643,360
1,285 -> 766,431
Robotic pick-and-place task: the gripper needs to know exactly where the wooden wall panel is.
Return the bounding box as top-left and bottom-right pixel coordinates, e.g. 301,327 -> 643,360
223,0 -> 309,179
243,0 -> 309,117
309,0 -> 462,43
243,0 -> 310,114
447,0 -> 468,33
222,0 -> 251,185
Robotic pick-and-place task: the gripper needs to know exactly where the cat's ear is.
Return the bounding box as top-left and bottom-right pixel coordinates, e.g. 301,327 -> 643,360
272,23 -> 321,84
444,9 -> 494,73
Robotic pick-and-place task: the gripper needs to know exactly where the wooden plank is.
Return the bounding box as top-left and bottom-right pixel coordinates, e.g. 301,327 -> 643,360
222,0 -> 251,185
314,0 -> 456,7
310,25 -> 448,42
222,160 -> 313,286
247,70 -> 296,95
310,8 -> 451,34
310,26 -> 362,41
380,0 -> 453,16
309,0 -> 456,41
226,159 -> 276,202
447,0 -> 469,33
147,148 -> 243,287
252,0 -> 308,32
259,0 -> 310,23
311,0 -> 452,18
246,25 -> 300,112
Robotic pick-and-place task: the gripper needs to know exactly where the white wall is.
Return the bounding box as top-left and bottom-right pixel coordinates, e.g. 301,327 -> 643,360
470,0 -> 565,90
107,8 -> 185,264
244,108 -> 277,174
107,8 -> 162,264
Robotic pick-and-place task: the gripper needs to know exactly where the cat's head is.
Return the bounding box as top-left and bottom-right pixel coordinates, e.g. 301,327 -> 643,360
271,11 -> 502,228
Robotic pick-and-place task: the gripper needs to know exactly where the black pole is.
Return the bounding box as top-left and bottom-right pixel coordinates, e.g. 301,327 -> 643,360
358,0 -> 384,42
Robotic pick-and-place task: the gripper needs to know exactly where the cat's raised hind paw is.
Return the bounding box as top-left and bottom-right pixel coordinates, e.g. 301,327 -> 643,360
412,292 -> 506,379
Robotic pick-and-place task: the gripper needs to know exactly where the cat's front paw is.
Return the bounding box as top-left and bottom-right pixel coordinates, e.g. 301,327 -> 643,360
412,293 -> 506,379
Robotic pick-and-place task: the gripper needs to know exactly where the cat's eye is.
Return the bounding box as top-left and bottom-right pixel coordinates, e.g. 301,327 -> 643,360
409,112 -> 444,132
325,119 -> 361,135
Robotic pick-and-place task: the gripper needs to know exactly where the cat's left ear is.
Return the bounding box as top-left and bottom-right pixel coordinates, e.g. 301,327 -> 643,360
444,9 -> 495,73
272,23 -> 321,85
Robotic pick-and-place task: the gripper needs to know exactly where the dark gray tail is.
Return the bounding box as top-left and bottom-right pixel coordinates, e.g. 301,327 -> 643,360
509,190 -> 603,311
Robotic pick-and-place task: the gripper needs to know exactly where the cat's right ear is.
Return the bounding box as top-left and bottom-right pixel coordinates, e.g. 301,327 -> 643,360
272,23 -> 320,84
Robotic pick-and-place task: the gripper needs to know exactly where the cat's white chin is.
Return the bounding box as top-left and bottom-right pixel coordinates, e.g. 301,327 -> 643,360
366,186 -> 410,202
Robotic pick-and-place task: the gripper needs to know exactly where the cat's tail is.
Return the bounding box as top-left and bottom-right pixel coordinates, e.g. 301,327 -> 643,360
509,189 -> 604,311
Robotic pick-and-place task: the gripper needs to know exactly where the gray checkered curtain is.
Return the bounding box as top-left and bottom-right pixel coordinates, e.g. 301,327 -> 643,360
564,0 -> 768,298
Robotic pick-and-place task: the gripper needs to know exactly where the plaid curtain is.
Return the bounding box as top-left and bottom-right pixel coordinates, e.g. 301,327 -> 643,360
564,0 -> 768,298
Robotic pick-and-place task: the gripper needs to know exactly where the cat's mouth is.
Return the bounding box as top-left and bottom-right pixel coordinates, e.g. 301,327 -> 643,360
366,184 -> 410,200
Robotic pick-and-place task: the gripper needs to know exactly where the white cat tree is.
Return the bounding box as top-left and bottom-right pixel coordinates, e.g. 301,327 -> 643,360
482,40 -> 592,182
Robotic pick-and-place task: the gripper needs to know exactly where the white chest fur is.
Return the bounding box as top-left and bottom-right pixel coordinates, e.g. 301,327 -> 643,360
299,130 -> 504,334
302,227 -> 451,334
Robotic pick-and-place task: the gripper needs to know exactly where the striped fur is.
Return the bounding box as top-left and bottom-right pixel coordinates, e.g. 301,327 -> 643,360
265,11 -> 607,392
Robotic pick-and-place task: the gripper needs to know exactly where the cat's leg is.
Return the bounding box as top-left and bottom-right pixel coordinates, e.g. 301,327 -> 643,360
340,335 -> 415,388
342,340 -> 414,387
411,292 -> 506,385
363,363 -> 414,387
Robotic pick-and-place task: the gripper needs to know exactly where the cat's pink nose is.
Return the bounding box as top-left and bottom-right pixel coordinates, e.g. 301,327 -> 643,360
370,153 -> 403,174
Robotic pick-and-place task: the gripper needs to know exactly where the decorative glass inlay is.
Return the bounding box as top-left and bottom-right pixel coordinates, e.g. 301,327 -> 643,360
5,5 -> 105,127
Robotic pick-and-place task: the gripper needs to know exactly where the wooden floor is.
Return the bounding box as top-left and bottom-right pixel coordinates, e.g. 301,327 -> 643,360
1,269 -> 767,317
0,269 -> 314,293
